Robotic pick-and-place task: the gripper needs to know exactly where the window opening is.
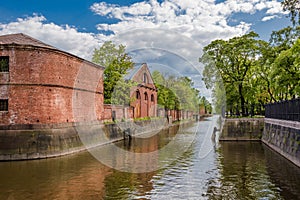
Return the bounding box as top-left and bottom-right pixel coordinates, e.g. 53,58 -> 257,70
0,56 -> 9,72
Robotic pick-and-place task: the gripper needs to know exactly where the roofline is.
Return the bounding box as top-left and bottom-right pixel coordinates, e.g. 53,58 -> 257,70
0,43 -> 104,70
128,63 -> 147,80
127,63 -> 157,90
144,63 -> 157,90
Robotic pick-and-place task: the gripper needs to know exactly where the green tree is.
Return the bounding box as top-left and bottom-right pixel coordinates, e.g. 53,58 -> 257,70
111,79 -> 137,105
92,41 -> 134,104
199,96 -> 212,114
270,26 -> 300,53
272,38 -> 300,99
172,77 -> 200,112
152,71 -> 178,110
262,26 -> 300,102
282,0 -> 300,25
152,71 -> 201,113
200,32 -> 264,116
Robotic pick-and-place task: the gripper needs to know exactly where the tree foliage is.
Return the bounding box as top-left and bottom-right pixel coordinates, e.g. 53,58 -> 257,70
200,31 -> 264,116
282,0 -> 300,25
270,26 -> 300,52
152,71 -> 204,112
92,41 -> 134,104
272,38 -> 300,99
199,96 -> 213,114
111,79 -> 137,105
200,26 -> 300,117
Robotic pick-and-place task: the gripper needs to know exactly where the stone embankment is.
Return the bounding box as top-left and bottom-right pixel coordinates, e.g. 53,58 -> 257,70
220,118 -> 264,141
262,118 -> 300,167
0,118 -> 169,161
220,117 -> 300,168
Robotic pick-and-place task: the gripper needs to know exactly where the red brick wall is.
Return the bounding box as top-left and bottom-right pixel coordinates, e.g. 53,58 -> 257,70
129,64 -> 157,118
130,86 -> 157,118
103,104 -> 133,121
0,46 -> 104,125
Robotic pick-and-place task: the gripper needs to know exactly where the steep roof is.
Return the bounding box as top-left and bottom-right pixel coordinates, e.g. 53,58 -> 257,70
124,63 -> 156,91
124,63 -> 145,80
0,33 -> 56,49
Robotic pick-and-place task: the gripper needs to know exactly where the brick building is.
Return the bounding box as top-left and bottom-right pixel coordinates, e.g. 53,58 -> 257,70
0,33 -> 104,126
103,63 -> 157,121
125,63 -> 157,118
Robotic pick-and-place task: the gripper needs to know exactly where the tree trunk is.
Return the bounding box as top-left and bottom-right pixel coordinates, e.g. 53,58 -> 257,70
239,83 -> 246,116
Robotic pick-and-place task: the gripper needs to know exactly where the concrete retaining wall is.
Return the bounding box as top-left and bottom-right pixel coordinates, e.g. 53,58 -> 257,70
0,118 -> 168,161
262,118 -> 300,167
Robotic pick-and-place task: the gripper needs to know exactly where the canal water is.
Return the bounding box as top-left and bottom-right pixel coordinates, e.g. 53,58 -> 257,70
1,116 -> 300,200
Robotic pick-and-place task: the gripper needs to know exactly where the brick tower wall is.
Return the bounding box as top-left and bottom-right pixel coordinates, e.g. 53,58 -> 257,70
0,46 -> 104,125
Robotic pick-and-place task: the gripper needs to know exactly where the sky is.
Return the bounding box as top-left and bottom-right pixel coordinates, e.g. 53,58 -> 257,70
0,0 -> 292,100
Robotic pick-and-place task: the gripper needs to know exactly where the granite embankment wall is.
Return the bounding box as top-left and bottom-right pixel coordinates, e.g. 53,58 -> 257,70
220,118 -> 264,141
220,117 -> 300,167
0,118 -> 167,161
262,118 -> 300,167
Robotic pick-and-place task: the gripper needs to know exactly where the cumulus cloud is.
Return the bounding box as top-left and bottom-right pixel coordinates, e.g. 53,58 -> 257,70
0,14 -> 107,60
89,0 -> 287,99
91,0 -> 285,32
262,15 -> 276,21
90,0 -> 286,61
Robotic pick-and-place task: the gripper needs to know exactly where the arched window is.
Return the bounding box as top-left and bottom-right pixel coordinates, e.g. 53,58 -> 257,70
144,92 -> 148,100
143,73 -> 148,83
136,90 -> 141,99
151,94 -> 154,102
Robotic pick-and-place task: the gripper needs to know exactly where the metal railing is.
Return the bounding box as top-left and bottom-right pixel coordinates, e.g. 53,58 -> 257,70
265,98 -> 300,122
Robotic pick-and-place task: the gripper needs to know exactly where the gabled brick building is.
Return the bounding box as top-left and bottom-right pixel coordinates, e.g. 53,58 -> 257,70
125,63 -> 157,118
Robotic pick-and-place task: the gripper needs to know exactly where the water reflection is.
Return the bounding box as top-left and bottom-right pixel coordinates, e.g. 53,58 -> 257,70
89,122 -> 197,173
0,117 -> 300,200
264,144 -> 300,199
0,151 -> 111,199
207,142 -> 282,200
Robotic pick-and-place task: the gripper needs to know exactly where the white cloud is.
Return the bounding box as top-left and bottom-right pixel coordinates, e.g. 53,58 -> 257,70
90,0 -> 286,100
262,15 -> 276,21
91,0 -> 286,43
0,14 -> 107,60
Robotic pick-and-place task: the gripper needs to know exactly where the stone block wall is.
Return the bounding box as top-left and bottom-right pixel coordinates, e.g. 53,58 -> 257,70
0,118 -> 168,161
220,118 -> 264,141
262,118 -> 300,167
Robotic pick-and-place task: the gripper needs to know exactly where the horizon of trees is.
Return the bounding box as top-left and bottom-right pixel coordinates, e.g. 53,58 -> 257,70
152,70 -> 212,114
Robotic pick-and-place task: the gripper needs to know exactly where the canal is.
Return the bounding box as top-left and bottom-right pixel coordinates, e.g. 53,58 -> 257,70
1,116 -> 300,199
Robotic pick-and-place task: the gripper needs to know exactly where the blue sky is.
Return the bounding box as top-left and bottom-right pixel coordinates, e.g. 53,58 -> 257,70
0,0 -> 292,99
0,1 -> 291,42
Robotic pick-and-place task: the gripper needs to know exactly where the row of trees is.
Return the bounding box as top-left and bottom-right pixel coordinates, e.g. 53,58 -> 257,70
152,71 -> 211,113
200,1 -> 300,117
92,41 -> 212,115
200,26 -> 300,116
